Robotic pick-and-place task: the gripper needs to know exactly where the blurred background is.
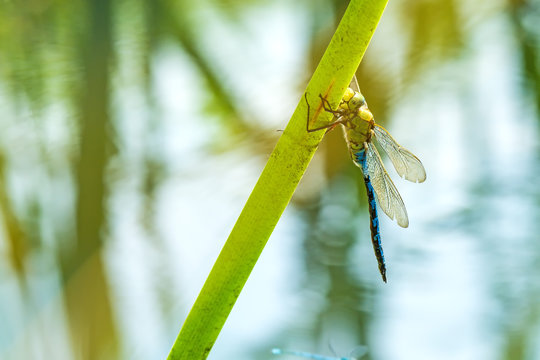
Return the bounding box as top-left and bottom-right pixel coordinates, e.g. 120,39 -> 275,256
1,0 -> 540,359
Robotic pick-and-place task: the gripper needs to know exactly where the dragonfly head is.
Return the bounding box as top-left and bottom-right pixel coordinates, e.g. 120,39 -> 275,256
339,88 -> 356,110
349,91 -> 366,110
342,87 -> 355,102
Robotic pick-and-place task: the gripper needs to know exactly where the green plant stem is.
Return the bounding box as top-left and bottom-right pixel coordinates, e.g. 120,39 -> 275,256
167,0 -> 389,358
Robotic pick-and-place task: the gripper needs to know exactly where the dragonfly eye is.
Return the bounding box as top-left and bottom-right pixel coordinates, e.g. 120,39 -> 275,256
342,88 -> 355,102
350,93 -> 366,109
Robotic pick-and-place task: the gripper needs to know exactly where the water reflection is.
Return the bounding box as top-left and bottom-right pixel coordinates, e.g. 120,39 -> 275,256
1,0 -> 540,359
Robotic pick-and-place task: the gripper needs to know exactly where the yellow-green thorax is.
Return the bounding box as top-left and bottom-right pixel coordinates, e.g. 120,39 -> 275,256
338,87 -> 375,154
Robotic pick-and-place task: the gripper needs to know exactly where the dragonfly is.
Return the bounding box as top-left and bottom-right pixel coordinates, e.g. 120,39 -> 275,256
271,347 -> 367,360
305,75 -> 426,282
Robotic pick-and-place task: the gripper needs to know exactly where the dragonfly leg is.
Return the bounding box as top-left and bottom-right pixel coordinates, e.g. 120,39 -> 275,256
305,93 -> 343,133
318,94 -> 341,116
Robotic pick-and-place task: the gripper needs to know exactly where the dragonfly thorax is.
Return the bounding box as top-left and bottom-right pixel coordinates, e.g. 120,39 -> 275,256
336,95 -> 374,154
358,107 -> 373,122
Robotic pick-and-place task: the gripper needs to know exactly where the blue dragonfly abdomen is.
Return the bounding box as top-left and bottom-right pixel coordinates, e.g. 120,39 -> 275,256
354,148 -> 386,282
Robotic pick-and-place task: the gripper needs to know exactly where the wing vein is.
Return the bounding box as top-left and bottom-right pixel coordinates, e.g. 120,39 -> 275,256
364,142 -> 409,228
373,125 -> 426,183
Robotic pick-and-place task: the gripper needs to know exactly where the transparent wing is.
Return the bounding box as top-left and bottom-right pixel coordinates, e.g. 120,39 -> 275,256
373,125 -> 426,183
349,74 -> 360,92
364,142 -> 409,228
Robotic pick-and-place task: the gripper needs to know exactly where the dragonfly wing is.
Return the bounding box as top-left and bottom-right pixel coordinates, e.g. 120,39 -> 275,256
365,142 -> 409,228
349,74 -> 360,92
373,125 -> 426,183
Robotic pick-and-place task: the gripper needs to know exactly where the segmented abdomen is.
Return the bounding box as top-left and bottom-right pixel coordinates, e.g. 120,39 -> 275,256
354,148 -> 387,282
